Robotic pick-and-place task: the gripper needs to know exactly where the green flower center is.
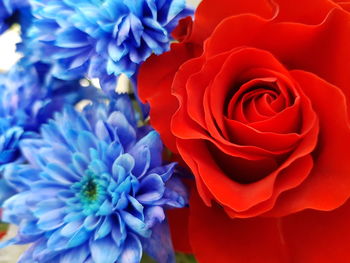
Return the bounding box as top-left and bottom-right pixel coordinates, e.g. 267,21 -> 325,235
82,177 -> 98,201
71,168 -> 110,215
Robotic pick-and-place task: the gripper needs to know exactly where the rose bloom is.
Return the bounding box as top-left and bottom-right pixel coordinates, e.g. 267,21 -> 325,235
139,0 -> 350,262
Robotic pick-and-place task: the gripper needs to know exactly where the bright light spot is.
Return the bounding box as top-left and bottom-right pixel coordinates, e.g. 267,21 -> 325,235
116,74 -> 131,94
0,26 -> 22,72
75,99 -> 92,112
90,78 -> 101,89
79,78 -> 90,87
188,0 -> 201,7
90,75 -> 131,94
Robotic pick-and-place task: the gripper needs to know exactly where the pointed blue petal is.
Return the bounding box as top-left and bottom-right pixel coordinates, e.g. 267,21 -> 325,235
141,221 -> 175,263
94,216 -> 112,240
118,233 -> 142,263
90,235 -> 121,263
60,244 -> 89,263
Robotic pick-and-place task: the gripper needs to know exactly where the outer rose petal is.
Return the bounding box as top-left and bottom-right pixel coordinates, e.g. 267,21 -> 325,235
283,200 -> 350,262
171,17 -> 193,42
189,190 -> 350,263
265,70 -> 350,216
189,0 -> 276,43
273,0 -> 338,23
189,0 -> 338,44
138,43 -> 201,152
167,208 -> 192,254
189,191 -> 288,263
331,0 -> 350,12
338,2 -> 350,11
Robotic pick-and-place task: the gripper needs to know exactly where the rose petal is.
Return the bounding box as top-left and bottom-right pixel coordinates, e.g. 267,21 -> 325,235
205,10 -> 350,119
189,188 -> 350,263
274,0 -> 338,23
282,199 -> 350,262
188,190 -> 287,263
189,0 -> 276,44
265,70 -> 350,216
138,43 -> 201,152
167,208 -> 192,253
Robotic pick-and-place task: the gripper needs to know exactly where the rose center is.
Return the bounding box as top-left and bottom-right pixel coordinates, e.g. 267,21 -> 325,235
226,77 -> 293,124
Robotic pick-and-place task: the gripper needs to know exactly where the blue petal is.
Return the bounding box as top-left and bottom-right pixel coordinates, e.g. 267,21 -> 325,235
59,244 -> 89,263
118,233 -> 142,263
60,220 -> 84,238
107,111 -> 136,150
96,199 -> 113,216
89,159 -> 108,175
166,0 -> 186,22
20,220 -> 44,237
72,152 -> 89,175
34,199 -> 65,217
147,162 -> 176,182
129,13 -> 143,47
77,131 -> 98,157
141,221 -> 175,263
144,206 -> 165,228
36,208 -> 66,231
83,215 -> 101,231
45,162 -> 80,184
117,15 -> 131,45
0,178 -> 16,204
129,131 -> 162,174
90,235 -> 121,263
108,42 -> 127,62
63,211 -> 85,223
128,144 -> 150,178
106,141 -> 123,161
38,145 -> 71,167
128,195 -> 144,220
66,226 -> 90,248
47,228 -> 71,251
95,120 -> 112,142
94,216 -> 112,240
55,28 -> 90,48
137,174 -> 165,204
120,211 -> 150,238
111,213 -> 126,246
113,154 -> 134,181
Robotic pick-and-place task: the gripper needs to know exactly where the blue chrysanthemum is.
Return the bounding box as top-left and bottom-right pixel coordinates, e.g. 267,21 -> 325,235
0,62 -> 89,204
2,96 -> 186,263
0,0 -> 31,34
28,0 -> 192,92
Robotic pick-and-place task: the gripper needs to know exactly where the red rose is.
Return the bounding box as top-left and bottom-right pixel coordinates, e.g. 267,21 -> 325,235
139,0 -> 350,262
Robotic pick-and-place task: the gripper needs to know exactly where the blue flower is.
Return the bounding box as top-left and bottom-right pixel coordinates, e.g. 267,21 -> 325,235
0,0 -> 31,34
28,0 -> 192,92
0,62 -> 89,204
2,96 -> 186,263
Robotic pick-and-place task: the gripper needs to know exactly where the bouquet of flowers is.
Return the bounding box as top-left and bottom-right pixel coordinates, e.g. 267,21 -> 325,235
1,0 -> 350,262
